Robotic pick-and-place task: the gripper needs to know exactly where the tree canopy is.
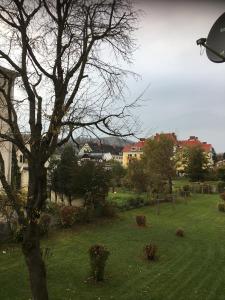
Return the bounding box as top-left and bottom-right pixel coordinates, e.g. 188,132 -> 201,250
143,135 -> 176,194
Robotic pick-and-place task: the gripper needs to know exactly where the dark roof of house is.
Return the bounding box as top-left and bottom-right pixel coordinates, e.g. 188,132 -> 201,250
80,153 -> 104,160
81,142 -> 122,155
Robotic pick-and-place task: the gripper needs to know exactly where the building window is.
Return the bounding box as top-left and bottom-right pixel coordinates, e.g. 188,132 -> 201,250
19,155 -> 23,163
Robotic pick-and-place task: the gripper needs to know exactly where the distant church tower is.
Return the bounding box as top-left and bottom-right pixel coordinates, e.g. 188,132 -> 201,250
0,66 -> 18,185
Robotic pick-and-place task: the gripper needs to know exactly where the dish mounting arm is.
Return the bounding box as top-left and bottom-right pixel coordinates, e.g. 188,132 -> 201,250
196,38 -> 225,62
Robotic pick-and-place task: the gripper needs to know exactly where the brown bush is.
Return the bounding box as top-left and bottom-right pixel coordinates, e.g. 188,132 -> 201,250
59,206 -> 76,227
220,192 -> 225,201
89,244 -> 110,281
176,228 -> 184,237
218,203 -> 225,212
144,243 -> 157,260
136,215 -> 146,227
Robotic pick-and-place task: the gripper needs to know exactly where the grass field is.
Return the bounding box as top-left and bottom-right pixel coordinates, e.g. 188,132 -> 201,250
1,194 -> 225,300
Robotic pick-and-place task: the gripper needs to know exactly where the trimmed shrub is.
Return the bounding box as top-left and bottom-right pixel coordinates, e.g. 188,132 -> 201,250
218,203 -> 225,212
89,244 -> 110,282
176,228 -> 184,237
39,213 -> 51,236
59,206 -> 76,227
136,215 -> 146,227
220,192 -> 225,201
144,243 -> 157,260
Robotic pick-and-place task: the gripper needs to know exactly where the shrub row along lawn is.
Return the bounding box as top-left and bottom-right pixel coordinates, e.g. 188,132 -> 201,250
1,194 -> 225,300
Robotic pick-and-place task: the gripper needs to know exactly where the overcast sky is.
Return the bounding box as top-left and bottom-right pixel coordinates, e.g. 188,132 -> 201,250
127,0 -> 225,152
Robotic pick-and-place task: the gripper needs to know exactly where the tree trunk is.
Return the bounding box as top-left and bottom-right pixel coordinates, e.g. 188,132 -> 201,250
22,222 -> 49,300
23,162 -> 49,300
168,177 -> 173,194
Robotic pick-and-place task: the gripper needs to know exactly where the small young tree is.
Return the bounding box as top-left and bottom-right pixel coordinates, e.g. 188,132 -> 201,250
212,147 -> 217,165
109,160 -> 126,192
126,158 -> 147,192
143,135 -> 176,194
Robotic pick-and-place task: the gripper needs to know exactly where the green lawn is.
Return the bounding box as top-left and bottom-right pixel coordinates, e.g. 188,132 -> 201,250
1,194 -> 225,300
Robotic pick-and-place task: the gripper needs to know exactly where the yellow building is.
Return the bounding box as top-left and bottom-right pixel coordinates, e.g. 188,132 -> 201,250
122,138 -> 146,168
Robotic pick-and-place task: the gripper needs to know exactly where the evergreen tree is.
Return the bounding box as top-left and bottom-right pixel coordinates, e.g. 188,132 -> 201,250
187,146 -> 207,181
212,147 -> 217,164
53,145 -> 78,205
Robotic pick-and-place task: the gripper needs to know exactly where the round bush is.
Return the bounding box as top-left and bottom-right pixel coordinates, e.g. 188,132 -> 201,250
220,192 -> 225,201
59,206 -> 76,227
218,203 -> 225,212
136,215 -> 146,227
144,243 -> 157,260
176,228 -> 184,237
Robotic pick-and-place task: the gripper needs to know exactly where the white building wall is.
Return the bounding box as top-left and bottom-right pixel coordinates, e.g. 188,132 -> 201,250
0,72 -> 14,186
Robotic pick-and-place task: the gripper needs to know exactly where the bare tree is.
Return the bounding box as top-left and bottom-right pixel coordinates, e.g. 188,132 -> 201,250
0,1 -> 139,299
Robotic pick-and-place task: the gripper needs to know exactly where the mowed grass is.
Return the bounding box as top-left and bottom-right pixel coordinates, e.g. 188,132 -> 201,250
1,194 -> 225,300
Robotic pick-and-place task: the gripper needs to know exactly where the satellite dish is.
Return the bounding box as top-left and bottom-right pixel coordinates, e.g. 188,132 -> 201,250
196,12 -> 225,63
206,12 -> 225,63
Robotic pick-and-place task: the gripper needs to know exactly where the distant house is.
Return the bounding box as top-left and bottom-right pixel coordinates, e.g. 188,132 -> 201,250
176,136 -> 214,174
78,141 -> 123,164
122,134 -> 214,171
178,136 -> 212,153
122,138 -> 146,167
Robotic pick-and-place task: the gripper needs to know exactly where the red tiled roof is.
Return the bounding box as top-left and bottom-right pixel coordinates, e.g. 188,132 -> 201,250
178,140 -> 212,152
123,135 -> 212,153
122,140 -> 146,152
